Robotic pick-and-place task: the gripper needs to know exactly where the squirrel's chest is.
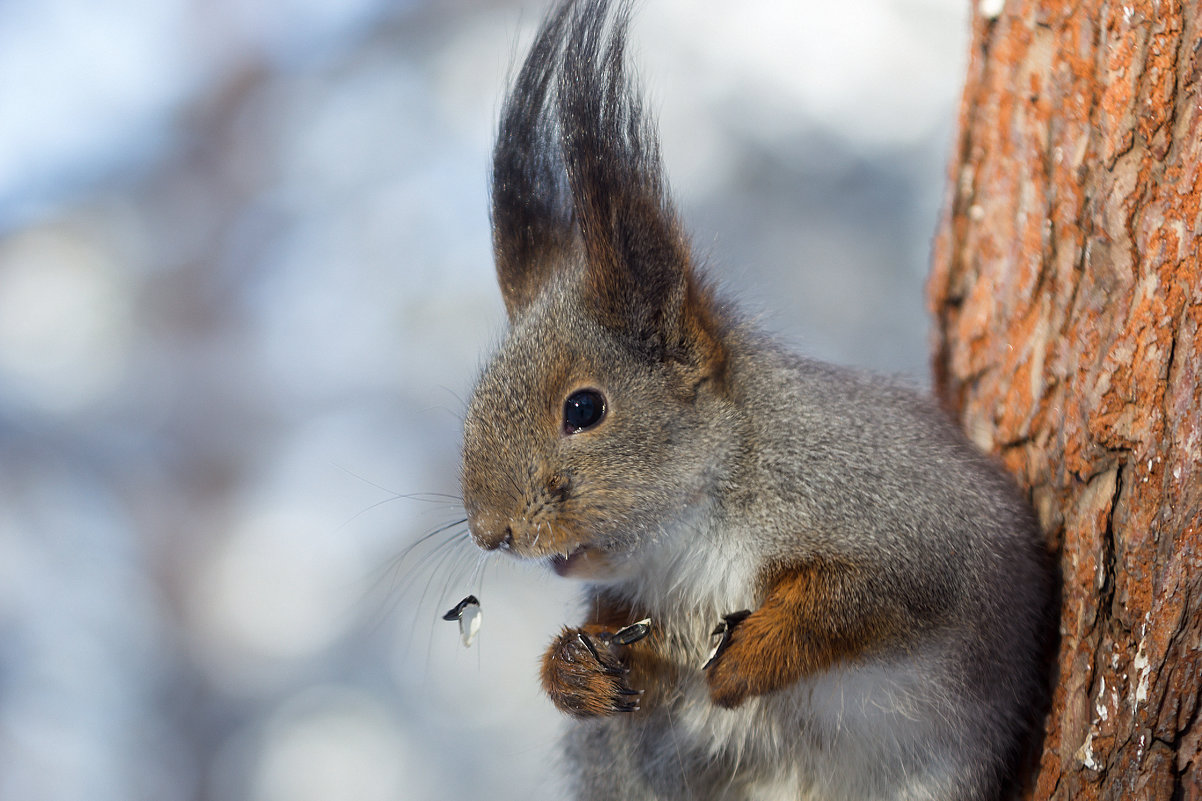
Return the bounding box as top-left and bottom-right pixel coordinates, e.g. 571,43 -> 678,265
628,513 -> 764,619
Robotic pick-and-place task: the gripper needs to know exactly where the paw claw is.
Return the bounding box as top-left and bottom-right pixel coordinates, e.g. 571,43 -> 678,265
577,631 -> 601,662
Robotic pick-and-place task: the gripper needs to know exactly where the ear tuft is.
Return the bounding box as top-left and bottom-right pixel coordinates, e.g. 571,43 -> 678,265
490,2 -> 575,319
491,0 -> 727,385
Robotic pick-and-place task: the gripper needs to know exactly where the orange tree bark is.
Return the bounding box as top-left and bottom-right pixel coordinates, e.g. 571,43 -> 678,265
928,1 -> 1201,799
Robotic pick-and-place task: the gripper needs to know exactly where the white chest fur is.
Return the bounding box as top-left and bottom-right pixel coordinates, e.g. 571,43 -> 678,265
625,501 -> 761,621
589,512 -> 977,800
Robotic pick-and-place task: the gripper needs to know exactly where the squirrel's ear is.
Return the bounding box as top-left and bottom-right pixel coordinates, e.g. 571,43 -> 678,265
490,4 -> 575,320
492,0 -> 726,381
559,1 -> 727,379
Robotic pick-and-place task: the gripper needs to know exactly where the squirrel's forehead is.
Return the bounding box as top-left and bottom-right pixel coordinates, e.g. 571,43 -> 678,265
473,326 -> 580,406
504,296 -> 607,366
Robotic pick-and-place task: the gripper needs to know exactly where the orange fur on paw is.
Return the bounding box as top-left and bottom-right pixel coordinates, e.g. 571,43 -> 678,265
705,604 -> 806,708
705,559 -> 904,708
541,626 -> 642,718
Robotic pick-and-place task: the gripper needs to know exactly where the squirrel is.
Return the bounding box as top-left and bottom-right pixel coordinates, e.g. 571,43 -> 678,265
458,1 -> 1054,799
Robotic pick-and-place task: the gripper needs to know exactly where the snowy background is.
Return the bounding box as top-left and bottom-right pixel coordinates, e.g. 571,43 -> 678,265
0,1 -> 969,799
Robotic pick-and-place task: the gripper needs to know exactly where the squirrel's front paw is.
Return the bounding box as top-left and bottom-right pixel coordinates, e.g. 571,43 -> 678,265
541,626 -> 644,718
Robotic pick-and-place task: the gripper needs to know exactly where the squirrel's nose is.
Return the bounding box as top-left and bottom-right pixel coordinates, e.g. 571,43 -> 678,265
471,518 -> 514,551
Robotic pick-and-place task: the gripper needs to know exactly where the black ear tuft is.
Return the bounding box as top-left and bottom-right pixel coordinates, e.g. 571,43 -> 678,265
491,0 -> 726,378
556,0 -> 691,351
490,2 -> 576,319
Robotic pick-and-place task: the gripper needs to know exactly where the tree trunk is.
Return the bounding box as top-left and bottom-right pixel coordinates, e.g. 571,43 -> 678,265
927,1 -> 1202,799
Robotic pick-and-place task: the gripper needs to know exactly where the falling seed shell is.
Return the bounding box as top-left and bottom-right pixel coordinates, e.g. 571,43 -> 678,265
442,595 -> 482,647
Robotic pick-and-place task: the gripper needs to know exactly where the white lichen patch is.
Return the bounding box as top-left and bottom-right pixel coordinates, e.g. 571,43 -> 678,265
1132,620 -> 1152,709
1133,645 -> 1150,705
1077,729 -> 1102,771
979,0 -> 1005,20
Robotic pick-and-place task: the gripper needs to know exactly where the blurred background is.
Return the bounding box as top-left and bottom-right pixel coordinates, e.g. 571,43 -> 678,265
0,1 -> 969,799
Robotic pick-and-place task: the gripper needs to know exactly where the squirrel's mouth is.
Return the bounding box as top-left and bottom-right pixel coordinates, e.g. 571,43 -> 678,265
549,547 -> 587,576
549,546 -> 610,579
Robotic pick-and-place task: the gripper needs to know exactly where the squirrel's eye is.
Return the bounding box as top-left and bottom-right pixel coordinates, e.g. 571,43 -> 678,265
563,389 -> 606,434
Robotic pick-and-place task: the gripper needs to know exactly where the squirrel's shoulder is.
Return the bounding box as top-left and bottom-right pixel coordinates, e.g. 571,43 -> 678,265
721,326 -> 950,438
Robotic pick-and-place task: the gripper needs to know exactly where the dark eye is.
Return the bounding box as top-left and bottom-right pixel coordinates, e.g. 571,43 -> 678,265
563,389 -> 606,434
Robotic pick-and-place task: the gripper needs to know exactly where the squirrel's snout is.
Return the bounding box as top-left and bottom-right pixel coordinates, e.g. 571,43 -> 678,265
465,471 -> 574,553
470,516 -> 515,552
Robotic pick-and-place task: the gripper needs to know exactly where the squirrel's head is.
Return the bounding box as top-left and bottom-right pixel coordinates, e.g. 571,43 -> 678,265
460,0 -> 731,581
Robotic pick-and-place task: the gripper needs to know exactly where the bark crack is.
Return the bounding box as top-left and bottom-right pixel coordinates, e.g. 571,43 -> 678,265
1096,462 -> 1122,639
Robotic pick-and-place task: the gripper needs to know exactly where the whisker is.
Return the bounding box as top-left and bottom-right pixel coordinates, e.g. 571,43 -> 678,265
333,463 -> 463,503
362,517 -> 469,598
434,384 -> 470,422
414,531 -> 474,614
469,549 -> 490,592
336,494 -> 459,537
474,552 -> 488,671
359,519 -> 470,636
421,535 -> 480,672
389,518 -> 471,568
392,528 -> 474,655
